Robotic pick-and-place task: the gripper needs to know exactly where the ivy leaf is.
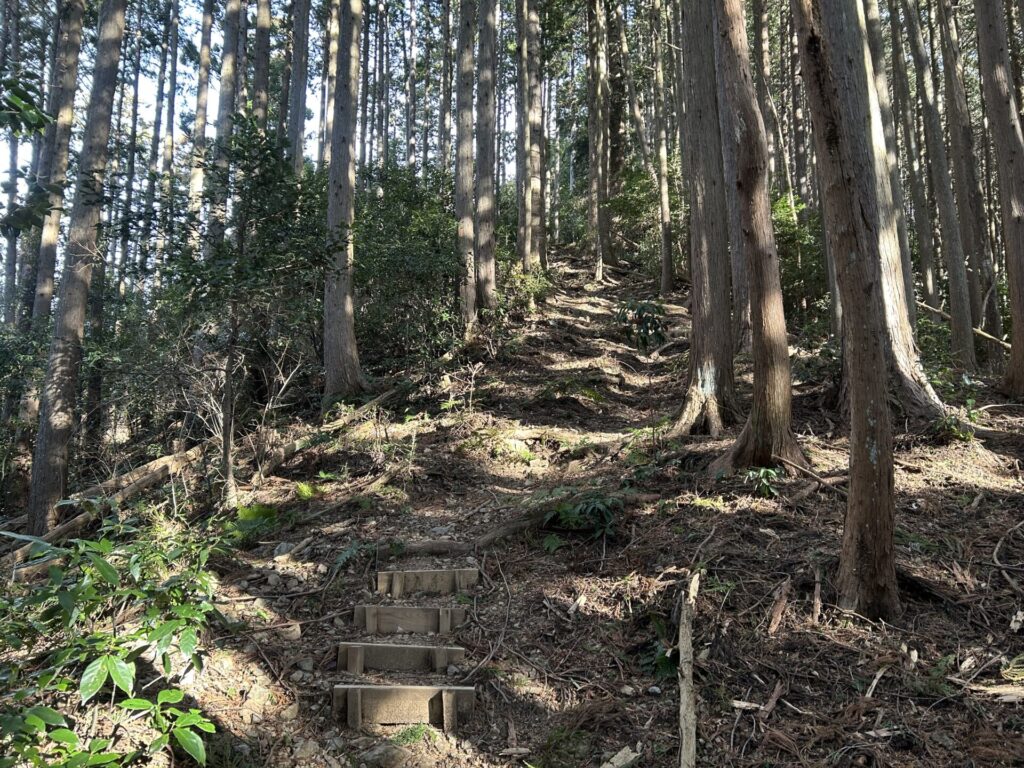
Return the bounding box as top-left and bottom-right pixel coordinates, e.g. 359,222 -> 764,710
79,656 -> 109,703
173,728 -> 207,766
105,656 -> 135,695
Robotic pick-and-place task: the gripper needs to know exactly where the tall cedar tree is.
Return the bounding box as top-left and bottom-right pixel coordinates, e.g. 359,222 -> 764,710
794,0 -> 900,619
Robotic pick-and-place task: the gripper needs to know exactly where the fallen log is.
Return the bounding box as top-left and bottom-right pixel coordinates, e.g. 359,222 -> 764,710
916,300 -> 1012,350
2,443 -> 208,579
250,380 -> 416,486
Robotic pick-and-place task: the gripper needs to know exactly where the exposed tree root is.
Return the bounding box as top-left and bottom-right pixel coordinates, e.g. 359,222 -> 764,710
668,385 -> 737,438
709,419 -> 808,477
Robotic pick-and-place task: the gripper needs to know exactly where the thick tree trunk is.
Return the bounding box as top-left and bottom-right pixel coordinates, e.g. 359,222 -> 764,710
116,20 -> 141,294
187,0 -> 214,253
974,0 -> 1024,397
324,0 -> 369,404
404,0 -> 418,167
751,0 -> 777,185
516,0 -> 534,273
586,0 -> 611,280
27,0 -> 127,536
456,0 -> 477,329
288,0 -> 312,172
670,0 -> 736,437
156,0 -> 179,271
794,0 -> 899,620
475,0 -> 498,309
899,0 -> 976,371
323,0 -> 341,166
253,0 -> 272,129
712,0 -> 806,475
137,2 -> 170,289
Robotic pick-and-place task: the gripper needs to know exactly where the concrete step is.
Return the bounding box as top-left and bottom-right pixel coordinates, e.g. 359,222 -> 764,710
337,642 -> 466,674
376,568 -> 479,597
353,605 -> 468,635
333,684 -> 475,730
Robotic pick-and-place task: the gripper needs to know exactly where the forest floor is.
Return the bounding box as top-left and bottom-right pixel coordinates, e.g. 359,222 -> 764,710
193,254 -> 1024,767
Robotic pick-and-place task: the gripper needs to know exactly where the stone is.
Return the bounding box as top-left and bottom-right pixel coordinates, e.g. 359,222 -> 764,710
290,670 -> 305,683
317,563 -> 329,574
277,622 -> 302,641
293,739 -> 319,760
619,685 -> 636,697
647,685 -> 661,696
238,580 -> 249,590
298,658 -> 315,672
600,747 -> 641,768
281,701 -> 300,720
447,665 -> 461,676
267,573 -> 282,587
358,743 -> 413,768
274,542 -> 294,557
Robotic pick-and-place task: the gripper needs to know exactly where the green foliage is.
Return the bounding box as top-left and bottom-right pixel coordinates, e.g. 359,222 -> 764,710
354,166 -> 462,367
224,504 -> 281,546
0,514 -> 220,766
773,197 -> 828,335
0,75 -> 50,135
744,467 -> 781,499
616,299 -> 668,352
543,490 -> 624,542
390,723 -> 438,746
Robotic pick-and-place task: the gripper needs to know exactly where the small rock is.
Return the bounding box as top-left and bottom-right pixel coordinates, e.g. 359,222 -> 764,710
277,622 -> 302,641
358,743 -> 413,768
289,670 -> 304,683
287,578 -> 301,590
267,573 -> 282,587
430,525 -> 453,535
281,701 -> 300,720
619,685 -> 636,697
333,616 -> 347,628
298,658 -> 315,672
274,542 -> 294,557
600,746 -> 641,768
294,739 -> 319,760
317,563 -> 329,574
237,580 -> 249,589
647,685 -> 661,696
446,665 -> 461,676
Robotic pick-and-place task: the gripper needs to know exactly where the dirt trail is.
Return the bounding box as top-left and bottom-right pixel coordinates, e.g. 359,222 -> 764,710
200,257 -> 1024,767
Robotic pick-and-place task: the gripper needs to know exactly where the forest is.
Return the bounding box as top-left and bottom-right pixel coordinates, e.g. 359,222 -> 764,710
0,0 -> 1023,765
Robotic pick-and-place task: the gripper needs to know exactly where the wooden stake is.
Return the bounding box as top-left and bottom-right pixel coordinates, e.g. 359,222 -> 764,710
679,572 -> 699,768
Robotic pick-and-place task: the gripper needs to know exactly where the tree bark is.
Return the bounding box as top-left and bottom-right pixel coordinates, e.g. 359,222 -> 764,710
651,0 -> 674,297
253,0 -> 272,129
27,0 -> 128,536
516,0 -> 534,273
404,0 -> 418,168
288,0 -> 312,172
586,0 -> 611,280
439,0 -> 453,170
526,0 -> 545,270
794,0 -> 899,620
898,0 -> 976,371
475,0 -> 498,309
937,0 -> 1003,360
187,0 -> 214,253
670,0 -> 736,437
156,0 -> 179,271
207,0 -> 241,251
889,5 -> 938,314
324,0 -> 369,404
456,0 -> 477,329
712,0 -> 805,475
974,0 -> 1024,397
751,0 -> 777,185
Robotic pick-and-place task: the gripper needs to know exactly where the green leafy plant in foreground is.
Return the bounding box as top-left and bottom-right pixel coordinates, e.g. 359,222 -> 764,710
0,512 -> 221,766
616,299 -> 668,352
744,467 -> 781,499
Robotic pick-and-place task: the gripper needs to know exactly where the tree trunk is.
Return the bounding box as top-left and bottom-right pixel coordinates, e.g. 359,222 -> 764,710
26,0 -> 84,338
670,0 -> 736,437
187,0 -> 214,253
137,1 -> 170,290
526,0 -> 545,270
323,0 -> 341,166
475,0 -> 498,309
156,0 -> 179,272
862,0 -> 915,325
586,0 -> 611,280
712,0 -> 806,475
207,0 -> 241,251
288,0 -> 312,172
889,5 -> 938,314
2,3 -> 19,326
614,2 -> 655,184
278,2 -> 294,137
713,9 -> 749,349
253,0 -> 272,129
938,0 -> 1003,361
439,0 -> 453,170
974,0 -> 1024,397
899,0 -> 976,371
404,0 -> 418,168
516,0 -> 534,273
116,19 -> 141,294
359,0 -> 372,174
324,0 -> 369,405
794,0 -> 899,620
651,0 -> 674,297
752,0 -> 777,185
456,0 -> 477,329
27,0 -> 127,536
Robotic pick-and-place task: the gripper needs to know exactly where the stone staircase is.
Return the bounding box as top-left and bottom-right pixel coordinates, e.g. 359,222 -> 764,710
332,566 -> 479,732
